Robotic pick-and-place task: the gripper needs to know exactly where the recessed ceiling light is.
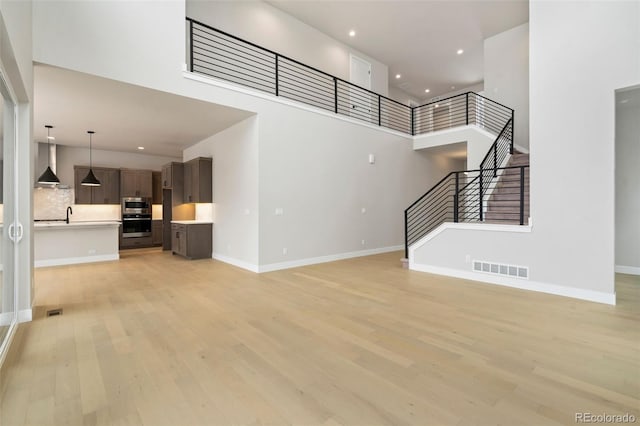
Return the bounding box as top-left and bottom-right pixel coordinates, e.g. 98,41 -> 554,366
349,30 -> 356,37
395,74 -> 401,79
47,135 -> 55,140
620,99 -> 630,104
457,49 -> 464,55
451,86 -> 456,89
435,103 -> 439,108
137,146 -> 145,150
425,89 -> 430,93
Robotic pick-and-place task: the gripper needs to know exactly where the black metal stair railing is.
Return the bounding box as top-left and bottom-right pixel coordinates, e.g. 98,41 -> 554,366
404,118 -> 523,258
188,17 -> 412,134
404,163 -> 528,258
413,92 -> 513,136
186,17 -> 512,138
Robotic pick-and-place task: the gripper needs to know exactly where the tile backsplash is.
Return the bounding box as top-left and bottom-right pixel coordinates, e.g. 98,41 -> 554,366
34,187 -> 120,221
34,187 -> 74,220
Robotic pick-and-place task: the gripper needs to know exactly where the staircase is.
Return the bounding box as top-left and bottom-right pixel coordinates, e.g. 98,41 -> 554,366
484,153 -> 530,224
405,111 -> 531,258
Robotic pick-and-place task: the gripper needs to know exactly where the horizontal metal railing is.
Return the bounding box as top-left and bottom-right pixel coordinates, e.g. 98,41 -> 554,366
187,18 -> 512,138
188,17 -> 412,134
404,163 -> 529,257
412,92 -> 513,136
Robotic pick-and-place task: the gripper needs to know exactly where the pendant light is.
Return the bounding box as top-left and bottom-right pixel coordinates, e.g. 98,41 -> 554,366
37,125 -> 60,184
81,130 -> 101,186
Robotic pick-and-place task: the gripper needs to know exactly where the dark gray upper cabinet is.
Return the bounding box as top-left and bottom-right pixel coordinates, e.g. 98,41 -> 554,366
161,162 -> 182,189
152,171 -> 162,204
183,157 -> 212,203
120,169 -> 153,198
74,166 -> 120,204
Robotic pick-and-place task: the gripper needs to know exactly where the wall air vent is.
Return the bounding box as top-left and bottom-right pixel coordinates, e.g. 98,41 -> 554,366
473,260 -> 529,279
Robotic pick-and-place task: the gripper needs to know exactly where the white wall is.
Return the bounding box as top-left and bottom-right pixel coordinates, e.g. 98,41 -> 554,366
32,0 -> 186,92
615,89 -> 640,273
256,98 -> 460,269
484,23 -> 529,150
183,116 -> 260,269
425,82 -> 485,105
36,143 -> 180,188
186,0 -> 389,96
388,86 -> 421,106
413,126 -> 495,170
412,1 -> 639,304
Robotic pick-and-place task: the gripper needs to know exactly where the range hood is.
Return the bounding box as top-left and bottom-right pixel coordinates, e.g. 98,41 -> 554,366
36,142 -> 69,188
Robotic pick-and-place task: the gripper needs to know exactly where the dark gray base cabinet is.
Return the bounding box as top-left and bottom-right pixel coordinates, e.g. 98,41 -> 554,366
119,236 -> 153,249
171,223 -> 212,260
151,220 -> 163,246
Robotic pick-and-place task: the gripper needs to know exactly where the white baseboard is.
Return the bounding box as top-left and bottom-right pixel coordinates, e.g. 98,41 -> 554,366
410,263 -> 616,305
0,309 -> 32,326
18,309 -> 31,323
0,312 -> 11,326
615,265 -> 640,275
212,253 -> 259,273
258,245 -> 403,273
213,246 -> 403,274
514,144 -> 529,154
35,254 -> 119,268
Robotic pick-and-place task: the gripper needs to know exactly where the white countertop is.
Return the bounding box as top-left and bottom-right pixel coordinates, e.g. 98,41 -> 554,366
34,221 -> 121,229
170,220 -> 214,225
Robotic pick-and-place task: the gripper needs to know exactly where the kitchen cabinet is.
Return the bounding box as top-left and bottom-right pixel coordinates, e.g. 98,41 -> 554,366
183,157 -> 212,203
171,222 -> 212,260
119,235 -> 153,249
152,171 -> 162,204
151,220 -> 163,246
74,166 -> 120,204
120,169 -> 152,198
161,162 -> 183,189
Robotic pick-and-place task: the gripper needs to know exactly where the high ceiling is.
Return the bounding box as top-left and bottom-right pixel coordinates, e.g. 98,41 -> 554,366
268,0 -> 529,100
34,65 -> 254,158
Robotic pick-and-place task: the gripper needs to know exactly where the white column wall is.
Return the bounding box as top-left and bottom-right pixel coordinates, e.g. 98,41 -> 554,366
412,0 -> 640,303
483,23 -> 529,151
183,116 -> 260,270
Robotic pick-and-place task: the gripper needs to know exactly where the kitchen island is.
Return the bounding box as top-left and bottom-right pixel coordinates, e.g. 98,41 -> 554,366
34,221 -> 121,267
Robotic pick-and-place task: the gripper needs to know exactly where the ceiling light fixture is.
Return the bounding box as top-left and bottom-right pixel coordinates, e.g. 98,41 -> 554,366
425,89 -> 430,93
137,146 -> 145,150
395,74 -> 401,79
457,49 -> 464,55
349,30 -> 356,37
81,131 -> 101,187
37,125 -> 60,185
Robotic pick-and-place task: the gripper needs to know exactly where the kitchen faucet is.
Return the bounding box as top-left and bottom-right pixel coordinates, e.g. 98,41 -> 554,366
66,206 -> 73,224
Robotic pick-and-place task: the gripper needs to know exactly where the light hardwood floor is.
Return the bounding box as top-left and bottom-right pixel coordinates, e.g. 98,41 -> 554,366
1,249 -> 638,425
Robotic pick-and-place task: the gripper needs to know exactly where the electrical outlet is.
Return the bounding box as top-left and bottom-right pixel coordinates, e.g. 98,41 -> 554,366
88,249 -> 96,255
282,247 -> 288,255
361,239 -> 365,245
244,208 -> 250,215
275,208 -> 284,216
465,254 -> 471,263
361,207 -> 366,214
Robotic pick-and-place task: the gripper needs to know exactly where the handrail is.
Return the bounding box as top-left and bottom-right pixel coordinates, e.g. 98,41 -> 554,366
479,119 -> 514,167
404,164 -> 529,257
186,17 -> 513,138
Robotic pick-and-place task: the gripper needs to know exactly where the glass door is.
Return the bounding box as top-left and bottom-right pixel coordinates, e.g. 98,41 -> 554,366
0,72 -> 17,357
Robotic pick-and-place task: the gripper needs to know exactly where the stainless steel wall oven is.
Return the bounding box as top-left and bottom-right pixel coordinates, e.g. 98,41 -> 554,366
121,197 -> 152,238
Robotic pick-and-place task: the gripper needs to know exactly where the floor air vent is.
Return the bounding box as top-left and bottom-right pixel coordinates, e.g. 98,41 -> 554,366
46,308 -> 63,317
473,260 -> 529,279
